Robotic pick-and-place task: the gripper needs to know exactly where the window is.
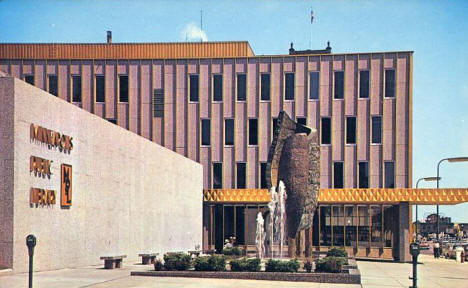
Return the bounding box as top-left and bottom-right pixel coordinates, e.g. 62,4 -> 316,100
248,118 -> 258,145
96,75 -> 105,103
225,119 -> 234,146
25,75 -> 34,85
346,116 -> 356,144
359,70 -> 369,99
358,206 -> 370,246
321,117 -> 331,145
72,75 -> 82,102
285,73 -> 295,100
213,74 -> 223,102
297,117 -> 307,126
236,163 -> 246,189
261,73 -> 270,101
153,89 -> 164,117
309,71 -> 319,100
384,161 -> 395,188
333,162 -> 344,188
107,119 -> 117,125
358,162 -> 369,188
48,75 -> 58,96
201,119 -> 210,146
119,75 -> 128,102
371,116 -> 382,144
334,71 -> 344,99
385,69 -> 395,98
189,74 -> 199,102
237,74 -> 246,101
260,162 -> 268,189
272,118 -> 278,134
213,162 -> 222,189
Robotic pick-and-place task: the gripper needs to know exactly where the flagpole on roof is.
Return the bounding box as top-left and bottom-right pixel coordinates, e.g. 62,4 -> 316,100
310,8 -> 314,49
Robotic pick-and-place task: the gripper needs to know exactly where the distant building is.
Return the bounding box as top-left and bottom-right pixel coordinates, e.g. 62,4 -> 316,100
416,213 -> 454,236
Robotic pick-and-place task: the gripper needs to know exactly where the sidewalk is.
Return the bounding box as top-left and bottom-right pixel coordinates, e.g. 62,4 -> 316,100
0,254 -> 467,288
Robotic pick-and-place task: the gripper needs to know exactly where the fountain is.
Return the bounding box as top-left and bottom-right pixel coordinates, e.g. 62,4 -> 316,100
255,212 -> 265,259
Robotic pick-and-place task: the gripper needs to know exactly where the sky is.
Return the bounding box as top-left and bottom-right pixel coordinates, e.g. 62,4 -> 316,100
1,0 -> 467,222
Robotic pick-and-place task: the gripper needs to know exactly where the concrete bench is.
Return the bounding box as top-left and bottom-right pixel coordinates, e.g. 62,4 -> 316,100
100,255 -> 127,269
139,253 -> 158,264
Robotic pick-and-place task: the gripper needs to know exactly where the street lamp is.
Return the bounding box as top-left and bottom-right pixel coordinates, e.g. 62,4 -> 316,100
436,157 -> 468,240
415,176 -> 440,240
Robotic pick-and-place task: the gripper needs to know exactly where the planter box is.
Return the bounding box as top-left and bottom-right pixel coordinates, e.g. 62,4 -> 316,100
130,269 -> 361,284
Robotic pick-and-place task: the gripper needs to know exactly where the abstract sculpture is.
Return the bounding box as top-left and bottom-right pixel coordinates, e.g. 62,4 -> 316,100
266,111 -> 320,257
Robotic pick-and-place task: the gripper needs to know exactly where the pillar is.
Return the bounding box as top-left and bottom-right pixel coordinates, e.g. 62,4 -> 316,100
288,237 -> 296,258
398,202 -> 411,262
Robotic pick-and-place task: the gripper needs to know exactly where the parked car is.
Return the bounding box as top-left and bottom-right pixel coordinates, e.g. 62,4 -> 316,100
419,242 -> 430,250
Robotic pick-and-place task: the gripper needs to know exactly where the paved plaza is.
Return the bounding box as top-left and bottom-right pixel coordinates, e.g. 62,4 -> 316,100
1,254 -> 467,288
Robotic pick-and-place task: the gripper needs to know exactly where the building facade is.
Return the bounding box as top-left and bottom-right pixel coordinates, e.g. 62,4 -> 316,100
0,40 -> 415,261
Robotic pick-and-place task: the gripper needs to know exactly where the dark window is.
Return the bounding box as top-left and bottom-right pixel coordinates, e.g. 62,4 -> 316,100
285,73 -> 295,100
213,163 -> 223,189
309,71 -> 319,100
107,119 -> 117,125
371,116 -> 382,144
201,119 -> 210,146
236,163 -> 246,189
346,116 -> 356,144
297,117 -> 307,126
321,117 -> 331,145
359,70 -> 369,99
272,118 -> 278,134
213,74 -> 223,102
237,74 -> 246,101
249,118 -> 258,145
72,75 -> 82,102
261,74 -> 270,101
153,89 -> 164,117
333,162 -> 344,188
96,75 -> 105,103
25,75 -> 34,85
119,75 -> 128,102
48,75 -> 58,96
384,162 -> 395,188
260,162 -> 268,189
225,119 -> 234,146
385,69 -> 395,98
359,162 -> 369,188
190,74 -> 199,102
334,71 -> 344,99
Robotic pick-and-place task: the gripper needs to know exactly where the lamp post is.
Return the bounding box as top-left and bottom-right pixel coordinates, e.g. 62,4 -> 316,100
436,157 -> 468,241
415,177 -> 440,240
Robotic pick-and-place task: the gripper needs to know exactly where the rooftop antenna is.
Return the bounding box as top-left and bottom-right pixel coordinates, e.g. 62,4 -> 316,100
200,10 -> 203,42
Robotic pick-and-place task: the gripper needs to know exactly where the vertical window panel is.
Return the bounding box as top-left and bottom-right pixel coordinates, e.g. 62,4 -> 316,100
371,116 -> 382,144
334,71 -> 344,99
96,75 -> 105,103
261,73 -> 270,101
48,75 -> 58,96
309,71 -> 319,100
359,70 -> 369,99
333,162 -> 344,189
248,118 -> 258,145
359,162 -> 369,188
285,72 -> 295,100
72,75 -> 82,102
119,75 -> 128,102
201,119 -> 210,146
371,206 -> 383,247
236,163 -> 246,189
224,119 -> 234,146
213,162 -> 223,189
345,206 -> 357,247
213,74 -> 223,102
346,116 -> 356,144
237,74 -> 246,101
385,162 -> 395,188
321,117 -> 331,145
358,206 -> 369,247
190,74 -> 199,102
25,75 -> 34,85
385,69 -> 395,98
260,162 -> 268,189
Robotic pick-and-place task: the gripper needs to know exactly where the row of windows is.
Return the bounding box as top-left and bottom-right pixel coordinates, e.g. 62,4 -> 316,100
211,161 -> 395,189
322,116 -> 382,145
201,115 -> 384,147
23,69 -> 396,105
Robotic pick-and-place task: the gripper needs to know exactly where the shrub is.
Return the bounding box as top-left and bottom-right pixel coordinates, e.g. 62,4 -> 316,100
163,253 -> 191,271
229,258 -> 261,272
265,259 -> 300,272
303,260 -> 313,273
326,247 -> 348,258
222,247 -> 243,256
194,255 -> 226,271
154,259 -> 164,271
315,256 -> 348,273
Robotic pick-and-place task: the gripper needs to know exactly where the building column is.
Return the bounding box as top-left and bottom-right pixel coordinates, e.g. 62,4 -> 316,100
398,202 -> 411,262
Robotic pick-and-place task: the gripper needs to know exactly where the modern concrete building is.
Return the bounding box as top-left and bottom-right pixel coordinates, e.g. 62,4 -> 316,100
1,37 -> 468,263
0,73 -> 203,272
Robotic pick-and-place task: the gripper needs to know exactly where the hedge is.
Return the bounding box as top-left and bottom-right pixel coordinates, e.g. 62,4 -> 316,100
229,258 -> 261,272
315,256 -> 348,273
163,253 -> 191,271
326,247 -> 348,258
265,259 -> 300,272
222,247 -> 243,256
194,255 -> 226,271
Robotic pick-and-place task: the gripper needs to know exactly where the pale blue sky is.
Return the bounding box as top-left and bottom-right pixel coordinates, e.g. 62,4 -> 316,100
1,0 -> 467,221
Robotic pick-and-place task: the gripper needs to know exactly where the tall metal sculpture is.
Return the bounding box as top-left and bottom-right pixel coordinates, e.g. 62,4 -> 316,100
266,111 -> 320,257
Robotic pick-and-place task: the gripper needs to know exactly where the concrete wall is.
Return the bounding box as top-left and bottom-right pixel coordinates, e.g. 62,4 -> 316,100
0,76 -> 203,272
0,53 -> 412,190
